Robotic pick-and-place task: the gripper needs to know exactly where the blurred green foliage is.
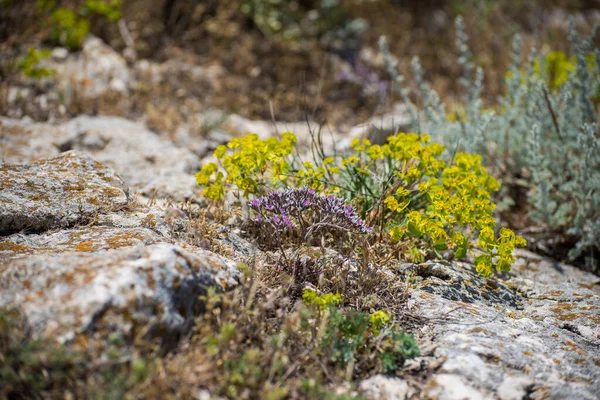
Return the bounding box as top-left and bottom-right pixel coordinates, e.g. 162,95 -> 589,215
17,48 -> 55,78
37,0 -> 122,50
239,0 -> 367,48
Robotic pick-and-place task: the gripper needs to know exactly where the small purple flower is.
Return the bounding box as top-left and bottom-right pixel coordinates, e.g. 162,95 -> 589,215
248,187 -> 372,238
282,215 -> 293,227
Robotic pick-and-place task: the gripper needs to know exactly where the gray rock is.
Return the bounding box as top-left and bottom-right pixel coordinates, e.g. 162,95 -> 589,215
0,243 -> 239,344
426,374 -> 487,400
347,103 -> 412,145
1,116 -> 202,201
408,251 -> 600,400
51,47 -> 69,61
0,151 -> 128,234
48,36 -> 131,99
0,226 -> 162,260
497,376 -> 534,400
0,117 -> 61,163
59,116 -> 201,200
360,375 -> 410,400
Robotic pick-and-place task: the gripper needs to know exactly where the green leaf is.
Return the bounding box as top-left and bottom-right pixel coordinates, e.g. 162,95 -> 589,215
407,222 -> 422,237
454,245 -> 467,259
433,242 -> 448,251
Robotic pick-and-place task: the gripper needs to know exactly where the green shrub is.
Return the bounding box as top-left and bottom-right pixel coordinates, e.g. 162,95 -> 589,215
380,17 -> 599,270
313,290 -> 419,374
190,281 -> 418,399
47,7 -> 90,50
17,48 -> 55,78
239,0 -> 366,47
197,130 -> 526,276
38,0 -> 122,50
82,0 -> 122,22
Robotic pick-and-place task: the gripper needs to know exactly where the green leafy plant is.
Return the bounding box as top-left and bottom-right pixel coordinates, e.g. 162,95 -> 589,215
303,288 -> 343,310
82,0 -> 122,22
186,275 -> 410,399
197,132 -> 297,199
17,48 -> 55,79
38,0 -> 122,50
369,310 -> 390,335
46,7 -> 91,50
314,290 -> 419,374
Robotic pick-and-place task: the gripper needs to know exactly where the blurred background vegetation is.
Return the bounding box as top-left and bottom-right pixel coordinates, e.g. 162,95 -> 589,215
1,0 -> 598,124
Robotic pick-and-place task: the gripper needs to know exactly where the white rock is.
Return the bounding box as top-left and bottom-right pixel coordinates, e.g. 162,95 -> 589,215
360,375 -> 410,400
51,47 -> 69,60
0,243 -> 239,344
497,376 -> 534,400
427,374 -> 487,400
0,151 -> 128,234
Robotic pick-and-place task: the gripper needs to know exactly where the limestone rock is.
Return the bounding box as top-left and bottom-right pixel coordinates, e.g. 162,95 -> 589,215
0,226 -> 161,260
0,243 -> 239,344
58,116 -> 201,200
347,103 -> 412,145
0,151 -> 128,234
49,36 -> 130,99
407,251 -> 600,400
1,116 -> 202,201
360,375 -> 410,400
425,374 -> 486,400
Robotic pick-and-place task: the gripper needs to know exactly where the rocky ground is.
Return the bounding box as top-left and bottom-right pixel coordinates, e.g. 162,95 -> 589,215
1,36 -> 600,400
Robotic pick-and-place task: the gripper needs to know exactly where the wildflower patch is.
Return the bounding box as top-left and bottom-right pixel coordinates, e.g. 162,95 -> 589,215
197,131 -> 526,276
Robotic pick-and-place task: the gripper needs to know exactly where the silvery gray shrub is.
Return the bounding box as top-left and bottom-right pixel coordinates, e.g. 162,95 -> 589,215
379,17 -> 599,269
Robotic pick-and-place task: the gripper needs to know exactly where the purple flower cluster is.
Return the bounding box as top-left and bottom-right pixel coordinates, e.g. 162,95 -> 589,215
249,187 -> 372,242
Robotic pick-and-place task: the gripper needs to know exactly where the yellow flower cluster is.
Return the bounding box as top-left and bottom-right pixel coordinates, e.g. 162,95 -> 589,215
369,310 -> 391,335
302,288 -> 342,311
506,50 -> 597,93
196,132 -> 296,199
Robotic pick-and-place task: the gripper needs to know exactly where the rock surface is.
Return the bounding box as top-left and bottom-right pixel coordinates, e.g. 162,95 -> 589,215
49,36 -> 131,100
0,145 -> 241,352
0,226 -> 161,259
347,103 -> 412,145
400,250 -> 600,400
0,151 -> 128,234
1,115 -> 201,201
0,243 -> 239,344
360,375 -> 411,400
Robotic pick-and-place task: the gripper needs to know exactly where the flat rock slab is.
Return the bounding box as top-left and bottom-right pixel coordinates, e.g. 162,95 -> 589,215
0,151 -> 128,234
1,116 -> 202,201
406,252 -> 600,400
0,226 -> 162,260
0,243 -> 239,345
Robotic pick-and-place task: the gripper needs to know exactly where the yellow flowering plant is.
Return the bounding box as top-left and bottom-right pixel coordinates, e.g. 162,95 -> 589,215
196,131 -> 526,276
196,132 -> 297,199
